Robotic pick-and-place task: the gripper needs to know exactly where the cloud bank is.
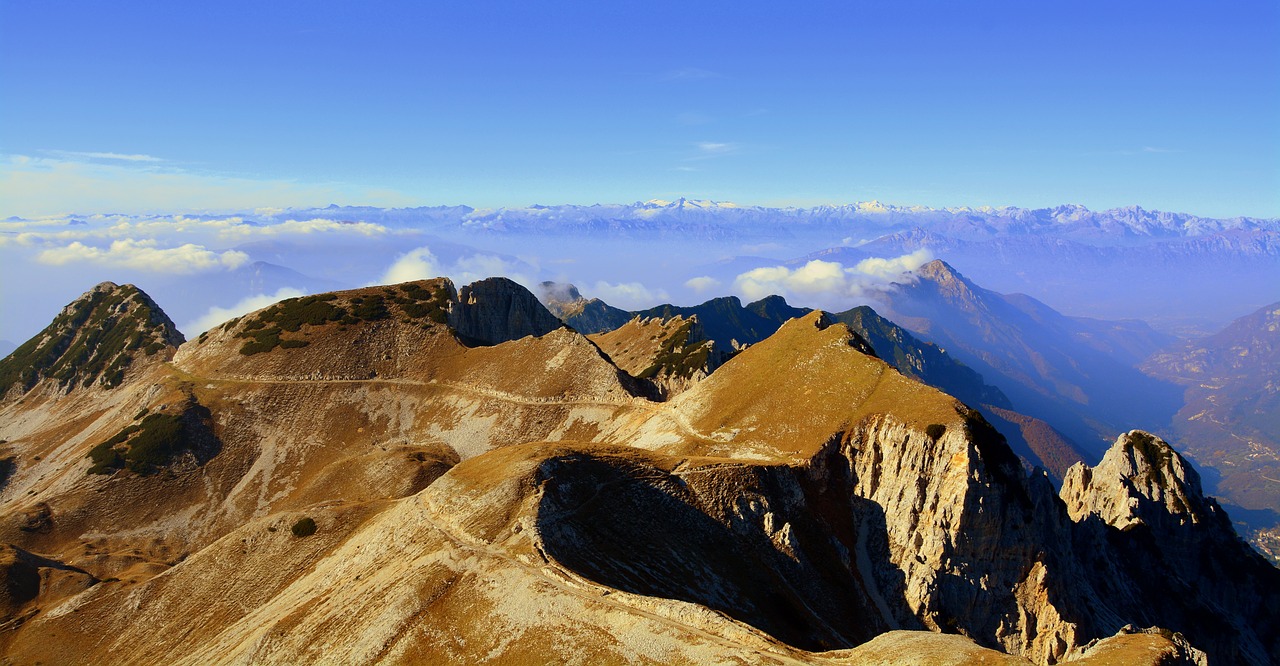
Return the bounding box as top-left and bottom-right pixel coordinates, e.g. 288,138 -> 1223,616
588,281 -> 668,310
732,249 -> 932,307
0,153 -> 419,217
36,239 -> 249,273
380,247 -> 532,289
684,276 -> 722,293
184,287 -> 307,335
381,247 -> 441,284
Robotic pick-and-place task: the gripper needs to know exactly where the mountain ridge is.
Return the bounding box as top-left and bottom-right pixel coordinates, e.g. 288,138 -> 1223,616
0,276 -> 1274,664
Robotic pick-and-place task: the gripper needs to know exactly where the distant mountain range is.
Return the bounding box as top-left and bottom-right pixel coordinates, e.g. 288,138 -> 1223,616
283,199 -> 1279,245
268,198 -> 1277,332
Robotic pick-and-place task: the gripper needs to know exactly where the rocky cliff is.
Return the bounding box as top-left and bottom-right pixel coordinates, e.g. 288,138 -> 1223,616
1060,431 -> 1280,664
0,278 -> 1273,665
452,277 -> 565,345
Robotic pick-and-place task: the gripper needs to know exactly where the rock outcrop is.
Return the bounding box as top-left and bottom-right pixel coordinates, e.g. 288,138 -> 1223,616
588,315 -> 721,398
1061,430 -> 1213,530
451,277 -> 565,345
1060,431 -> 1280,665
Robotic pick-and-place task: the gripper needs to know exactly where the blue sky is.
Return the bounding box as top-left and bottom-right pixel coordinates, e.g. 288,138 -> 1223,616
1,0 -> 1277,217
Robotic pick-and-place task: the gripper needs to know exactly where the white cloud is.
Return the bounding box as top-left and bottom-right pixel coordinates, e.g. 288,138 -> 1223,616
696,142 -> 735,154
0,215 -> 390,251
48,151 -> 163,163
0,154 -> 420,217
217,218 -> 388,240
35,239 -> 249,273
684,276 -> 722,293
183,287 -> 306,335
588,281 -> 668,310
381,247 -> 441,284
377,247 -> 534,290
851,249 -> 933,281
451,254 -> 531,286
732,249 -> 932,308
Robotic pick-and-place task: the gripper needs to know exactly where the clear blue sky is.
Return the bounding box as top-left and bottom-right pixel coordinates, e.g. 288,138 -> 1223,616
2,1 -> 1277,217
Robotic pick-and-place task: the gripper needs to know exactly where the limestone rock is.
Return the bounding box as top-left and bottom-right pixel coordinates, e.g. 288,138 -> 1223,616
2,282 -> 1279,665
588,314 -> 721,398
450,277 -> 565,345
1060,430 -> 1213,531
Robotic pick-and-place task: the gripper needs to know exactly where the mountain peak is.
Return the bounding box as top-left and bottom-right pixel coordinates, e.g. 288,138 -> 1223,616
452,277 -> 565,346
0,283 -> 183,400
1060,430 -> 1214,530
537,280 -> 582,305
916,258 -> 963,281
905,260 -> 983,307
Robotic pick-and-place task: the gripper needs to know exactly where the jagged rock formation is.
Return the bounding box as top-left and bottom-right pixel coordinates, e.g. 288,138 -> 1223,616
587,315 -> 721,397
0,282 -> 183,401
1059,431 -> 1280,664
453,274 -> 568,343
452,277 -> 565,345
0,278 -> 1274,665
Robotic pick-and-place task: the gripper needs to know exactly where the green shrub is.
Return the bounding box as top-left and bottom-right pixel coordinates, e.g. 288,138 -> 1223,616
352,295 -> 389,321
86,411 -> 193,475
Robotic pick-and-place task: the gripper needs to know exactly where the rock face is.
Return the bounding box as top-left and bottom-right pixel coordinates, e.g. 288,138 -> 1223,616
0,282 -> 183,401
451,277 -> 565,345
588,315 -> 721,398
0,280 -> 1275,665
1061,431 -> 1213,530
1059,431 -> 1280,665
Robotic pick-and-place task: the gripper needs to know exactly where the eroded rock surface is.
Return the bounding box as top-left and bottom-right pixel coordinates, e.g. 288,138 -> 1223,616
0,279 -> 1275,665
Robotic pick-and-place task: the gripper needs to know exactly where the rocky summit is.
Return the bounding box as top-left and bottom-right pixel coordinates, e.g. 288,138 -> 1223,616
0,278 -> 1275,665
